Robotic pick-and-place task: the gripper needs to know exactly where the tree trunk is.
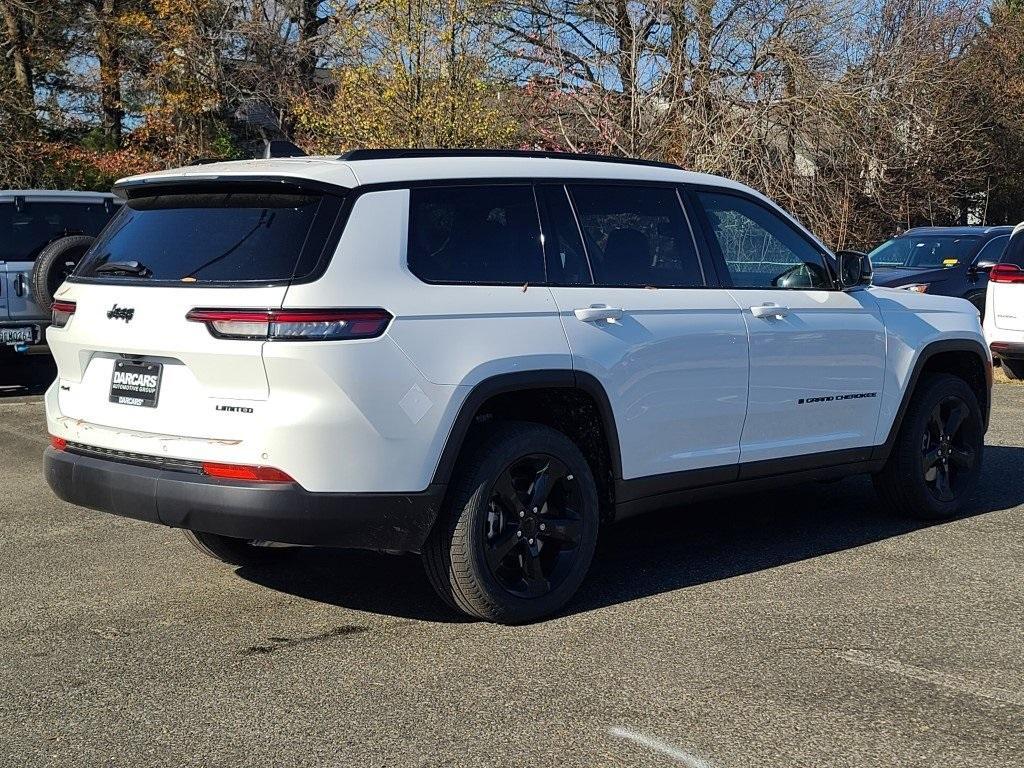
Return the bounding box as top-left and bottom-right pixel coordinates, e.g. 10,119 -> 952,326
96,0 -> 123,147
1,0 -> 34,100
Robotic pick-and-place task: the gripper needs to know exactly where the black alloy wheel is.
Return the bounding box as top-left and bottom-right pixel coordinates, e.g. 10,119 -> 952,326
920,396 -> 977,502
484,454 -> 584,598
874,373 -> 984,520
423,421 -> 600,623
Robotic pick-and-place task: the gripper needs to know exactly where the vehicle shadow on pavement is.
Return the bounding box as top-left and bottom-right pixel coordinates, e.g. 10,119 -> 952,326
0,354 -> 55,398
237,445 -> 1024,623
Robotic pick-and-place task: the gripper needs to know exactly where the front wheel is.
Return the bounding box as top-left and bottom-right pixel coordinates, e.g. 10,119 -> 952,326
873,373 -> 984,520
424,422 -> 600,623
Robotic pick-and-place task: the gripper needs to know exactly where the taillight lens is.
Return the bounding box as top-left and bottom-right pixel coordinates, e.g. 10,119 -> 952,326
201,462 -> 294,482
990,264 -> 1024,284
186,308 -> 392,341
52,300 -> 77,328
50,436 -> 67,451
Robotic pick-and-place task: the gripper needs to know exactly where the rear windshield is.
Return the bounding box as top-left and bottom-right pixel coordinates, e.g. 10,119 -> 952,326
0,200 -> 118,261
75,188 -> 343,284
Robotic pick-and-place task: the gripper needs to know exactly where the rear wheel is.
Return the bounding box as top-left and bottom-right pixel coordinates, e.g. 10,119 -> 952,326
424,422 -> 600,623
181,530 -> 289,567
873,373 -> 984,520
1000,358 -> 1024,380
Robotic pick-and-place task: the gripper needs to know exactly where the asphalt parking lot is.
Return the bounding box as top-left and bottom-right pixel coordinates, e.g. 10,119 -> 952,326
1,370 -> 1022,767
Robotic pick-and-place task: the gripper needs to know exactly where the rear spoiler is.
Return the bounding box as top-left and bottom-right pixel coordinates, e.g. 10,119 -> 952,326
112,175 -> 348,199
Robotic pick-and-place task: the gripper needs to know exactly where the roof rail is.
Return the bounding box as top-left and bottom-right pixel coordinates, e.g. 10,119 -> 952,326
337,148 -> 683,171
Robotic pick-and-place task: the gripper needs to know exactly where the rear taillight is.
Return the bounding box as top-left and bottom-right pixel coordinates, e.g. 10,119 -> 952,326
50,436 -> 67,451
52,300 -> 76,328
201,462 -> 294,482
186,308 -> 392,341
990,264 -> 1024,284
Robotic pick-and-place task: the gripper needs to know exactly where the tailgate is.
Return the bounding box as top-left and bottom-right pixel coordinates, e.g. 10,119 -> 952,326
992,224 -> 1024,331
50,283 -> 285,439
46,178 -> 347,442
991,283 -> 1024,331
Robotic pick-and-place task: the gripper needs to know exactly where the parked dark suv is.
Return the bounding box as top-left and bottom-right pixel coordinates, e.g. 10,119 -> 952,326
868,226 -> 1014,317
0,190 -> 120,352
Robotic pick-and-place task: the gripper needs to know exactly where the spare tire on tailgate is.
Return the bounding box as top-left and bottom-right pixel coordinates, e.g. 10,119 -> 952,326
31,235 -> 95,314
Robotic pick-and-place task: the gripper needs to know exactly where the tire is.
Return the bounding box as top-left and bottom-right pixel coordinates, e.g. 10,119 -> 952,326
873,373 -> 984,520
181,530 -> 289,568
30,235 -> 95,314
1000,358 -> 1024,381
423,421 -> 600,623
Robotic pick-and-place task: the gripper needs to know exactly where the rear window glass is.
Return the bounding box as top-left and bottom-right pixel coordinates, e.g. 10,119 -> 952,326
407,185 -> 544,284
0,200 -> 117,261
1002,232 -> 1024,268
76,190 -> 342,283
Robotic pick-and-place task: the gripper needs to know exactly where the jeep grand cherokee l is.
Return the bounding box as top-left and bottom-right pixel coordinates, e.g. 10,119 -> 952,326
43,150 -> 991,623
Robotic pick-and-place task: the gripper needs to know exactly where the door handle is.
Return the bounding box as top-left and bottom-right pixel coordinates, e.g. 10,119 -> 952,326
750,303 -> 789,319
13,273 -> 24,297
574,305 -> 623,322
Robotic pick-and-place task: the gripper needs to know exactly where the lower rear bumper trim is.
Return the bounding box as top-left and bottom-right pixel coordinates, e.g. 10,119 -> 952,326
44,447 -> 444,552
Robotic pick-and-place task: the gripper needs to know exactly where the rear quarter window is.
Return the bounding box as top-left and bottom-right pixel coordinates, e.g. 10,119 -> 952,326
407,185 -> 545,285
75,188 -> 343,284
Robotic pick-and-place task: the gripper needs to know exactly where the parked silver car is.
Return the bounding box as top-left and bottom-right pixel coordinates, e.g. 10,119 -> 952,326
0,190 -> 120,352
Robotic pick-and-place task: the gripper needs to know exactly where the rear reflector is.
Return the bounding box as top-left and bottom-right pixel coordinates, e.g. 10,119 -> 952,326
201,462 -> 294,483
186,308 -> 392,341
990,264 -> 1024,284
52,300 -> 77,328
50,436 -> 67,451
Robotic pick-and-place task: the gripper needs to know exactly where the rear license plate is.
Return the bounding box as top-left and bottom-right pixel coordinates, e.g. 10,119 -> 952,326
0,326 -> 36,345
109,360 -> 162,408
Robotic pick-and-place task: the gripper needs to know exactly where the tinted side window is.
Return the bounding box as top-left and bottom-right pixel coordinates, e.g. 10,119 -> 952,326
568,185 -> 703,287
0,201 -> 117,261
537,185 -> 591,285
975,235 -> 1009,264
408,185 -> 544,285
697,191 -> 830,289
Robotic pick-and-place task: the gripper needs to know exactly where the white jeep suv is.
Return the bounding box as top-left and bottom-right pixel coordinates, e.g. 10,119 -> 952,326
983,222 -> 1024,379
44,150 -> 991,623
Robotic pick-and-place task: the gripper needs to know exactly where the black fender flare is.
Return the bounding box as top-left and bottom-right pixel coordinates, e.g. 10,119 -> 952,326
429,370 -> 622,487
872,337 -> 991,462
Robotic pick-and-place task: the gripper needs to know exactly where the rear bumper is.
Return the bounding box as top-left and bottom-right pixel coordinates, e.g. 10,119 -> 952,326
990,341 -> 1024,360
44,447 -> 444,552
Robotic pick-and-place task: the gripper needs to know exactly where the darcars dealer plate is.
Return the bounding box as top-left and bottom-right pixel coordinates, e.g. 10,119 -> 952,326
109,360 -> 162,408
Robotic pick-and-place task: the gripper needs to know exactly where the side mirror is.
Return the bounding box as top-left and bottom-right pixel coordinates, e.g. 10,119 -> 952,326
836,250 -> 872,290
972,259 -> 998,273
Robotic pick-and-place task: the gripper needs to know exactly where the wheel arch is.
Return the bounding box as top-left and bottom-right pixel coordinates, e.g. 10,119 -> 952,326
430,370 -> 623,514
874,338 -> 991,461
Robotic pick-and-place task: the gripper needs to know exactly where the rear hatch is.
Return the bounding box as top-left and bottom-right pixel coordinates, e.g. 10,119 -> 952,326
990,224 -> 1024,331
50,180 -> 346,441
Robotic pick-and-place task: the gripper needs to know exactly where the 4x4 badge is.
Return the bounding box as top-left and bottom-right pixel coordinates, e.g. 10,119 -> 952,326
107,304 -> 135,322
